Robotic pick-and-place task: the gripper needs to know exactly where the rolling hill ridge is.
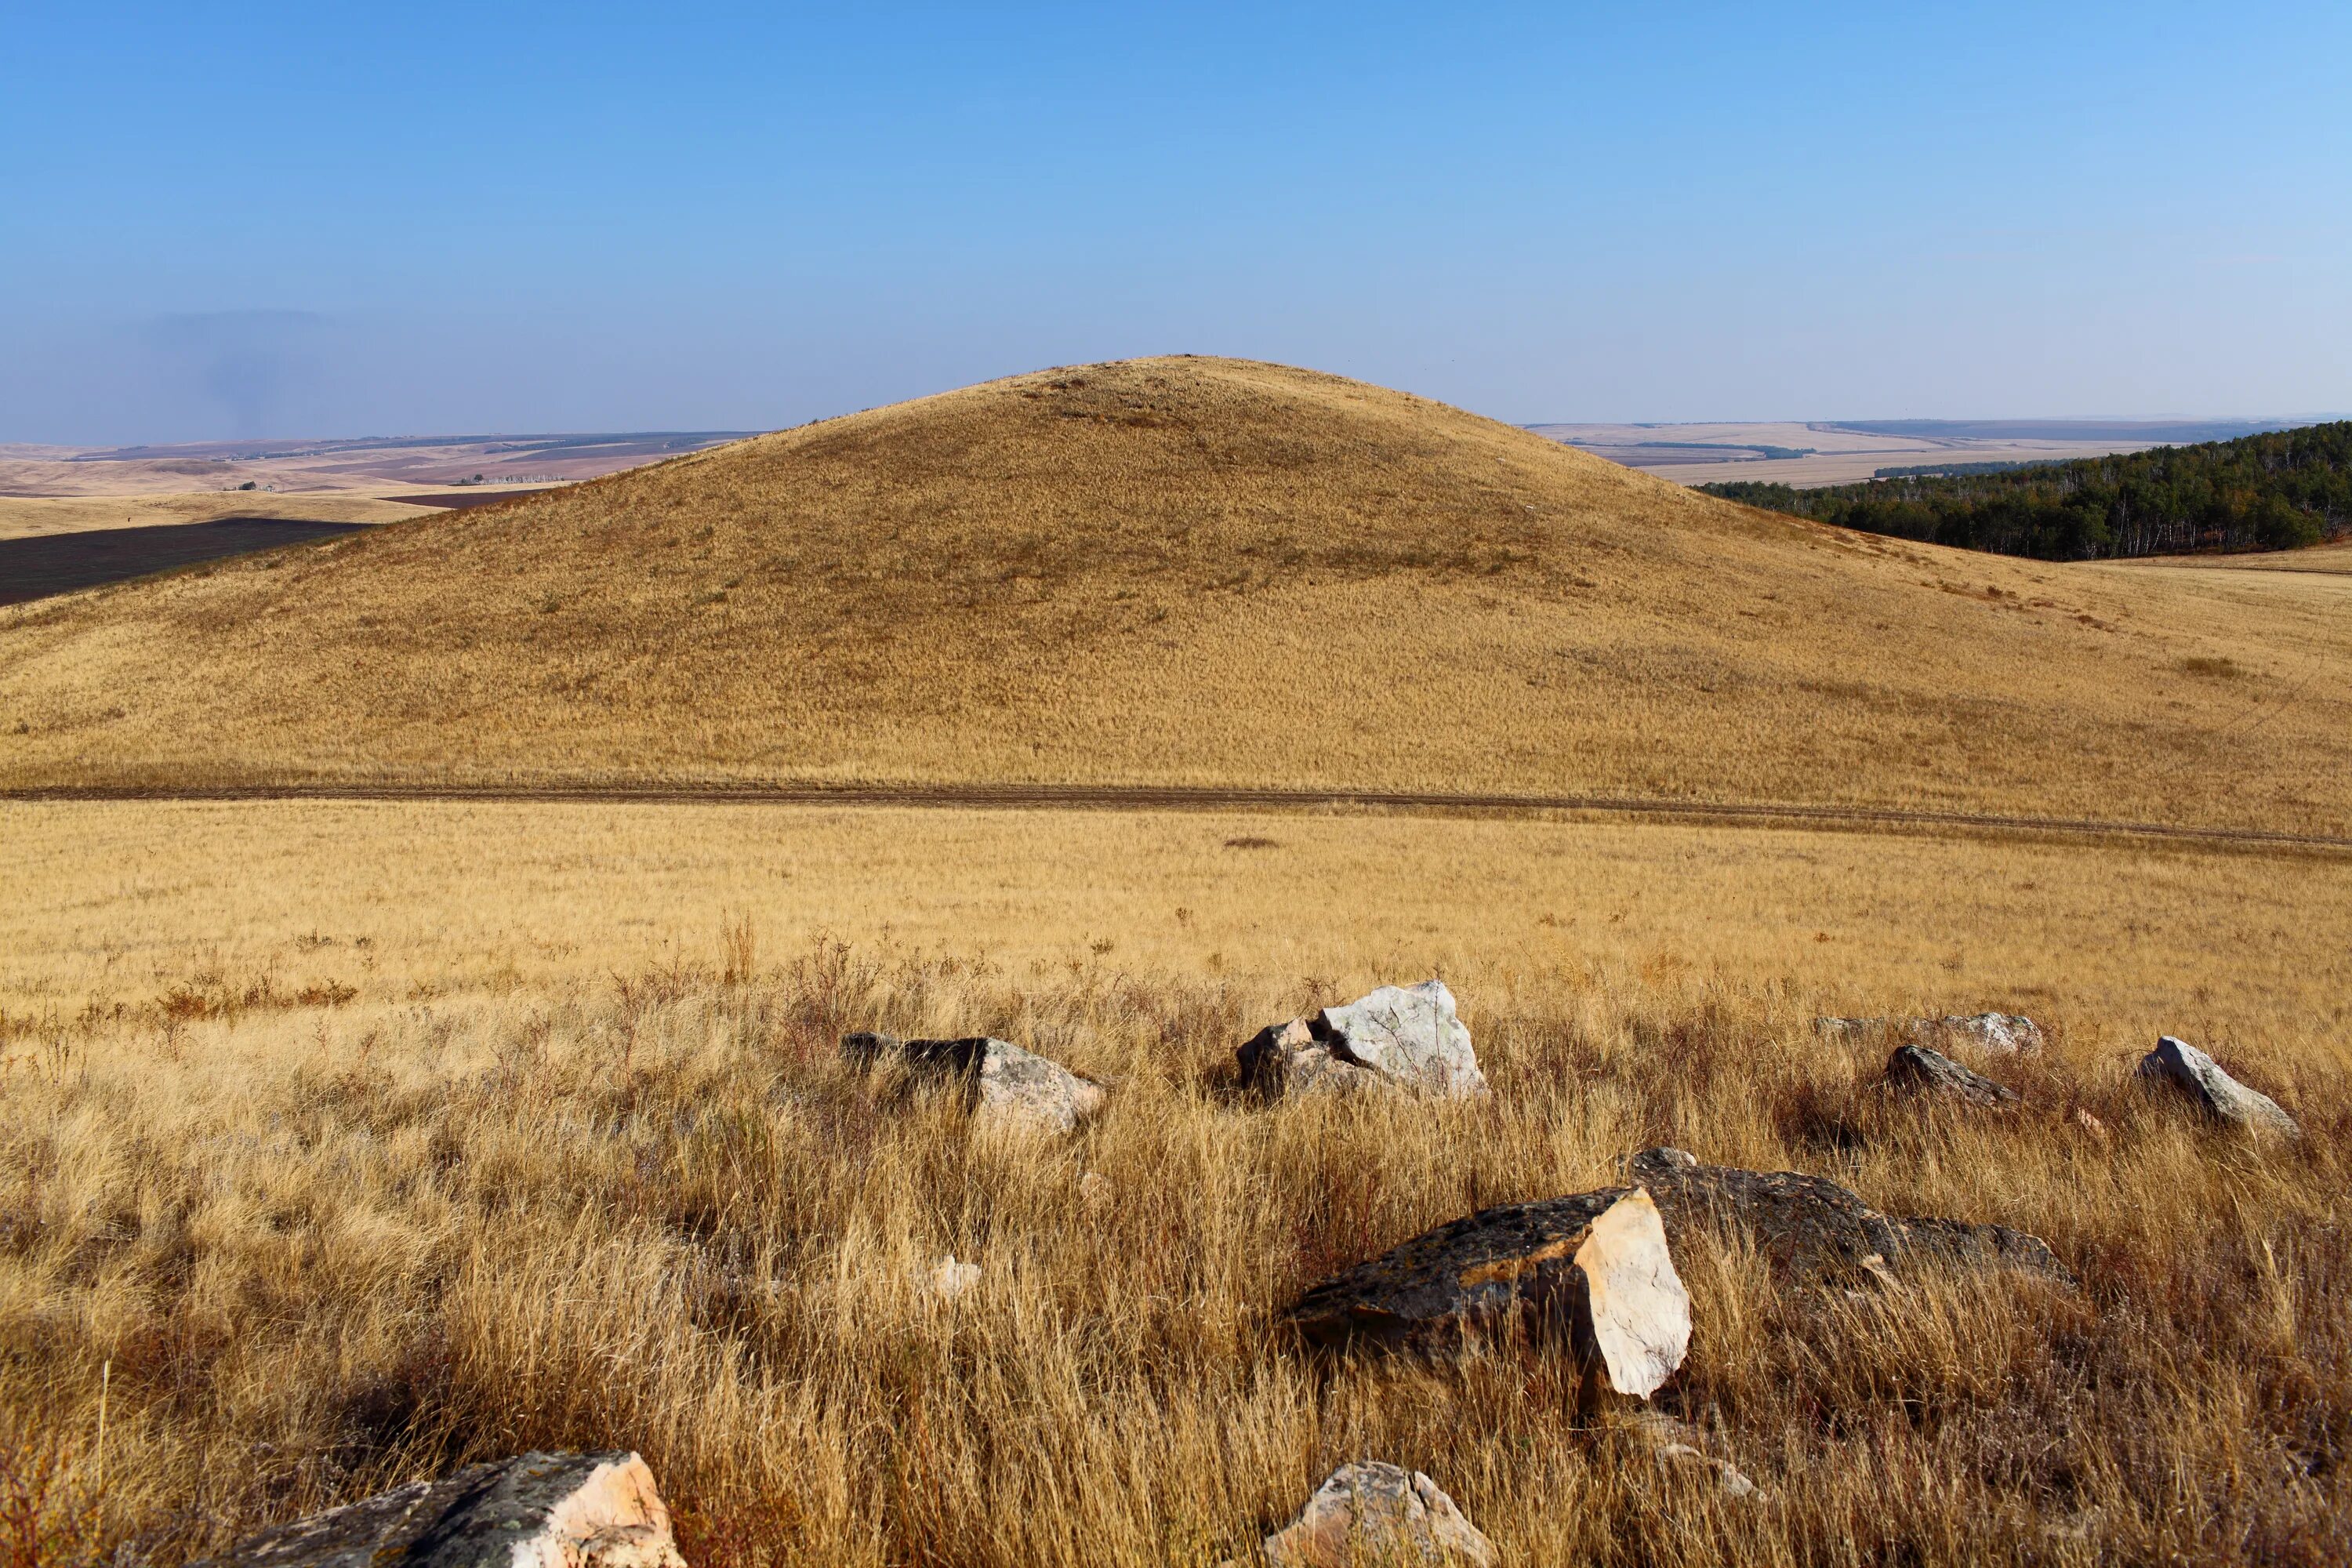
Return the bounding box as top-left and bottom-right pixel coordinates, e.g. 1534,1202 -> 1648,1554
1,357 -> 2347,833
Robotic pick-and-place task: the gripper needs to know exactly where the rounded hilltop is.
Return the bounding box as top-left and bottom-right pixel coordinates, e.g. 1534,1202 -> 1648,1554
0,355 -> 2346,833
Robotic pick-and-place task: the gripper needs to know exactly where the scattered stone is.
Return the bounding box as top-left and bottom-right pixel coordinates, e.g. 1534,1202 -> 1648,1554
914,1254 -> 982,1303
1625,1147 -> 2071,1287
1628,1414 -> 1759,1500
201,1450 -> 683,1568
1289,1189 -> 1690,1399
2136,1036 -> 2300,1138
1816,1014 -> 2045,1055
1882,1043 -> 2019,1106
1238,981 -> 1486,1099
1918,1013 -> 2046,1056
844,1032 -> 1106,1135
1236,1017 -> 1390,1099
1261,1463 -> 1497,1568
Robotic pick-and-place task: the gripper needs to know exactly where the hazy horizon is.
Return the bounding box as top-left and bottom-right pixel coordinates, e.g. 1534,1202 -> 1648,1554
5,2 -> 2347,445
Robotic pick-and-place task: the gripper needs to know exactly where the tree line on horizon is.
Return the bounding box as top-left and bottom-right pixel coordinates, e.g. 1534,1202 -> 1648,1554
1700,421 -> 2352,559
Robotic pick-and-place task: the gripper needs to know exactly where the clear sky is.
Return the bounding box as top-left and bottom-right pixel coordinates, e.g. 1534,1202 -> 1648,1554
4,2 -> 2347,444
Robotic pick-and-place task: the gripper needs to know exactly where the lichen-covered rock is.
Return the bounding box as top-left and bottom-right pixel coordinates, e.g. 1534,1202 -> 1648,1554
1883,1044 -> 2019,1106
1288,1189 -> 1690,1398
1626,1147 -> 2071,1287
1239,981 -> 1485,1100
202,1450 -> 683,1568
1261,1463 -> 1497,1568
843,1032 -> 1105,1135
2136,1036 -> 2299,1138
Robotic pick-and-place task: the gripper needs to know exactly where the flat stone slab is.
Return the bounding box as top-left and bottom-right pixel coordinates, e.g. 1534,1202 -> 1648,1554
200,1450 -> 682,1568
1628,1147 -> 2071,1287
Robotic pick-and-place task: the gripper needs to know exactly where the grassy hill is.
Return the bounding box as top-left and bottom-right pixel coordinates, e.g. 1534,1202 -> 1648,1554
2,356 -> 2348,832
1702,421 -> 2352,559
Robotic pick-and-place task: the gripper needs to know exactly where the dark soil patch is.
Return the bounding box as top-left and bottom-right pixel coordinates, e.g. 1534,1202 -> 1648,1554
0,518 -> 374,605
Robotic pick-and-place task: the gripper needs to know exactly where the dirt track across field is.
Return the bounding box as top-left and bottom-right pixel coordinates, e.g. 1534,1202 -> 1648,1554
8,781 -> 2350,856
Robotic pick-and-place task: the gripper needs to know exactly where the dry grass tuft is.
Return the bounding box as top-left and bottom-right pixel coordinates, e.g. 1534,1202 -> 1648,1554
2,924 -> 2344,1566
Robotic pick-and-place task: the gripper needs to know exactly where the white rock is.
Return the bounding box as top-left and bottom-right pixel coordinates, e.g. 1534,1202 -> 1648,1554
1239,982 -> 1486,1100
2137,1036 -> 2299,1138
1574,1189 -> 1692,1401
1261,1463 -> 1497,1568
1319,981 -> 1486,1096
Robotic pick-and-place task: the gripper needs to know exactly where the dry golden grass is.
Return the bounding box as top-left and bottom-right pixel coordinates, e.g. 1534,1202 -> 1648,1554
2,800 -> 2348,1564
6,800 -> 2351,1035
3,358 -> 2347,835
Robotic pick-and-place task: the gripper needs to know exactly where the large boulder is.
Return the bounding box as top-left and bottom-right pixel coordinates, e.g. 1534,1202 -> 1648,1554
1882,1043 -> 2018,1106
1239,980 -> 1486,1100
202,1450 -> 683,1568
843,1032 -> 1105,1135
1627,1147 -> 2071,1287
1289,1189 -> 1690,1399
2136,1036 -> 2300,1138
1260,1463 -> 1497,1568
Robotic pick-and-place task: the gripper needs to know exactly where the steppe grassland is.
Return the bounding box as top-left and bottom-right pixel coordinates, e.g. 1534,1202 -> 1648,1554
3,800 -> 2348,1565
4,359 -> 2350,836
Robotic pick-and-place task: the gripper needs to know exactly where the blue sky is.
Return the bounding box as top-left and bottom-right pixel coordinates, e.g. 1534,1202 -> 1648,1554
3,2 -> 2347,443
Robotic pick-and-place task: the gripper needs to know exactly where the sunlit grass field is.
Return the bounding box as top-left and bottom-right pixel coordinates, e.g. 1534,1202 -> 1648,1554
2,801 -> 2346,1564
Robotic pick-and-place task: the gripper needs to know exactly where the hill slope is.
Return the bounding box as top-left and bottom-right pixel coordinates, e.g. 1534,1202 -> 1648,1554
2,357 -> 2347,832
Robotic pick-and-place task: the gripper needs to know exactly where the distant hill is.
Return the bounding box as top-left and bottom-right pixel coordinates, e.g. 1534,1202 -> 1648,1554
1703,422 -> 2352,559
1823,418 -> 2300,445
3,358 -> 2349,833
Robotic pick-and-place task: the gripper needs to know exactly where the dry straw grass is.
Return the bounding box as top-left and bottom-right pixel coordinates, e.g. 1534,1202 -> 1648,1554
2,802 -> 2347,1564
2,938 -> 2345,1566
2,358 -> 2348,834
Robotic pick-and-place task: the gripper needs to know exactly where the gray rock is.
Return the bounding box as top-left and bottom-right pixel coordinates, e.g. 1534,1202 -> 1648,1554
2136,1036 -> 2299,1138
844,1032 -> 1105,1135
1261,1463 -> 1497,1568
1917,1013 -> 2046,1056
1239,981 -> 1486,1100
1882,1044 -> 2019,1106
1626,1147 -> 2071,1287
200,1450 -> 682,1568
1288,1188 -> 1691,1399
1817,1013 -> 2045,1055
